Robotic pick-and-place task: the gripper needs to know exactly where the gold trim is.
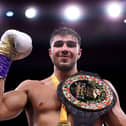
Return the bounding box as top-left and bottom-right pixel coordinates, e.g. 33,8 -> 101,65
0,38 -> 17,59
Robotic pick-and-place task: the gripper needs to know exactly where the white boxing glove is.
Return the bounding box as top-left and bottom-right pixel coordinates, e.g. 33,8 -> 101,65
0,29 -> 32,78
0,29 -> 32,60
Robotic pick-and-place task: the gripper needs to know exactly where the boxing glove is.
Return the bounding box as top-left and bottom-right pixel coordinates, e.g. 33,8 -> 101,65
0,29 -> 32,78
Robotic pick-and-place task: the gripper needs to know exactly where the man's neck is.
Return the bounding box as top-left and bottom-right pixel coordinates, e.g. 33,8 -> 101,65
53,66 -> 78,82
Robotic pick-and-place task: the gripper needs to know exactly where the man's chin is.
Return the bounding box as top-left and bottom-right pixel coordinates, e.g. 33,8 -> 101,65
56,63 -> 74,72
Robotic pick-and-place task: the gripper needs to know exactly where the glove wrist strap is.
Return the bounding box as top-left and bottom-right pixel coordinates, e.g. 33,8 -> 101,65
0,54 -> 12,79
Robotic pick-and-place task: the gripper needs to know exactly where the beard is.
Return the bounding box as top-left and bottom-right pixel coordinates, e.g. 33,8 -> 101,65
54,60 -> 76,72
55,63 -> 75,72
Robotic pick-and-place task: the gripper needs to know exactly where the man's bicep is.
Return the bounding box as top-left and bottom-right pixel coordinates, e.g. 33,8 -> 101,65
0,90 -> 27,120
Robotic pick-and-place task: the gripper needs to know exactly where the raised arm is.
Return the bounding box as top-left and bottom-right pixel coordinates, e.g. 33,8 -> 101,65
0,79 -> 28,120
0,29 -> 32,120
103,80 -> 126,126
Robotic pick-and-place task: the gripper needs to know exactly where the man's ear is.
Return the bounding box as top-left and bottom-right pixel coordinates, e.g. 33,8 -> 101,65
77,48 -> 82,60
48,48 -> 52,57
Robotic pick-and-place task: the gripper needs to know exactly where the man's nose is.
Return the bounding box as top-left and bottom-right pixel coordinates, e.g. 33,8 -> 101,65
62,43 -> 69,50
62,50 -> 69,55
61,43 -> 69,54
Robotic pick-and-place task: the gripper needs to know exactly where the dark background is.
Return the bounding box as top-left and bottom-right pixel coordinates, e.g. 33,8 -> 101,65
0,0 -> 126,125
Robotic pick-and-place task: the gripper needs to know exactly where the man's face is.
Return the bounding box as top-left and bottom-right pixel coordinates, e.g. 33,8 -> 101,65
49,35 -> 82,71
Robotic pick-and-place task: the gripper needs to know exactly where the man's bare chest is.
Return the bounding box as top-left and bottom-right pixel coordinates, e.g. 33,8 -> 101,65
27,84 -> 61,111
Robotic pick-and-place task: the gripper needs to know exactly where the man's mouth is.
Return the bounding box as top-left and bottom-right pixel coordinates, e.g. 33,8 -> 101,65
60,55 -> 70,57
56,52 -> 73,58
58,53 -> 72,57
58,55 -> 72,60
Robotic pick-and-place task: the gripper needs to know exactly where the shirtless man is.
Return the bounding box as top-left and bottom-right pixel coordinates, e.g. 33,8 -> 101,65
0,27 -> 126,126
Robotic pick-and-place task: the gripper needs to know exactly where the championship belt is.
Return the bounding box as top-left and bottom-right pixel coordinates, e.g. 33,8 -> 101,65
57,71 -> 116,126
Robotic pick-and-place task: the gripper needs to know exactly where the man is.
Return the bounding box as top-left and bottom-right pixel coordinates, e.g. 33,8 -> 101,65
0,27 -> 126,126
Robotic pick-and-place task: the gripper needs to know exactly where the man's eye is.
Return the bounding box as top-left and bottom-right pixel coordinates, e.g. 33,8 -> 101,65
54,41 -> 63,47
53,40 -> 77,48
67,41 -> 77,47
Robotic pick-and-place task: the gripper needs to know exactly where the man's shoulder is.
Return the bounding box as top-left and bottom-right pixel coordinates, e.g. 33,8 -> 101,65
16,79 -> 41,90
17,74 -> 52,87
15,76 -> 52,92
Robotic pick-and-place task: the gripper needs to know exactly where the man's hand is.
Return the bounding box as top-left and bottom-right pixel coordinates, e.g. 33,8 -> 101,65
0,29 -> 32,78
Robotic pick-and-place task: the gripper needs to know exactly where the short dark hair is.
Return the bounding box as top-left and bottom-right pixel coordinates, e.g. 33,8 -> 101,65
50,27 -> 81,46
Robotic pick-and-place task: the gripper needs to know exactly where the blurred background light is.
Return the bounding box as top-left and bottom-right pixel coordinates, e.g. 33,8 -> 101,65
6,11 -> 14,17
124,19 -> 126,23
105,2 -> 123,19
25,7 -> 38,19
63,4 -> 82,21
